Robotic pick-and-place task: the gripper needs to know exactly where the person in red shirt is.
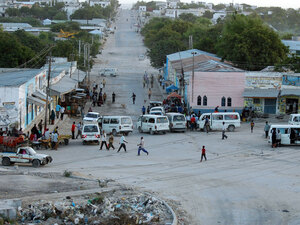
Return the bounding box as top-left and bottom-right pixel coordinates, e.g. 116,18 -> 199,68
200,146 -> 207,162
71,121 -> 76,139
190,115 -> 196,131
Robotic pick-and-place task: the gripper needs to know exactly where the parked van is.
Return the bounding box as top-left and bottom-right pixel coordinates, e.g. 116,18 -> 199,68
82,123 -> 101,145
150,106 -> 165,114
166,113 -> 186,132
288,114 -> 300,125
197,112 -> 241,132
98,116 -> 133,136
136,115 -> 169,135
268,124 -> 300,146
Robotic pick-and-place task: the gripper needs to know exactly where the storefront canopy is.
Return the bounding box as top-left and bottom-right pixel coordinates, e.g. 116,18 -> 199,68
280,89 -> 300,96
167,92 -> 181,99
243,88 -> 279,98
27,95 -> 45,106
166,85 -> 179,94
50,76 -> 78,96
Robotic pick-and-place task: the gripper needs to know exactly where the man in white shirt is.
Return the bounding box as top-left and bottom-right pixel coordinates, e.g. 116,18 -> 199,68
60,106 -> 65,120
137,137 -> 148,156
222,122 -> 228,140
100,132 -> 108,150
117,135 -> 128,152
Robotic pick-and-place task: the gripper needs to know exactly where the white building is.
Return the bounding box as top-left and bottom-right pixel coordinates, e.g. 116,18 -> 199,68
167,0 -> 180,9
139,6 -> 146,12
212,11 -> 227,24
282,40 -> 300,56
89,0 -> 110,7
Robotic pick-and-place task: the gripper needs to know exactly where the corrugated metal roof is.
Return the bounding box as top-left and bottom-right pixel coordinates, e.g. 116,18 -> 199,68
42,62 -> 72,79
0,23 -> 32,28
282,40 -> 300,51
280,89 -> 300,96
50,75 -> 77,95
167,49 -> 219,61
243,88 -> 279,98
0,69 -> 43,87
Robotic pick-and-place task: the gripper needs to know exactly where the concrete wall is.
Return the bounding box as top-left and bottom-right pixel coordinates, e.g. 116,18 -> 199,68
188,72 -> 245,111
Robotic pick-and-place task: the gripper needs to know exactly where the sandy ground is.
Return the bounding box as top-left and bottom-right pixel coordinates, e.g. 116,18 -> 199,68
1,9 -> 300,225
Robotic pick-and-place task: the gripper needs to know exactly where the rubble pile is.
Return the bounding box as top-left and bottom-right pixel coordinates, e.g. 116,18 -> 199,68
17,191 -> 173,225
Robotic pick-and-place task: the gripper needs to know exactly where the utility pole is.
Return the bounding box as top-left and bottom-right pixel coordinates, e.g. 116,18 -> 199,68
189,35 -> 193,50
191,51 -> 197,103
44,50 -> 52,132
87,44 -> 90,85
78,40 -> 81,56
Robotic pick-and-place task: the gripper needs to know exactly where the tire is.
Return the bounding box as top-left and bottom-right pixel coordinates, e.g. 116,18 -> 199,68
112,129 -> 117,136
163,131 -> 166,134
124,132 -> 129,136
32,159 -> 40,168
83,141 -> 86,145
228,125 -> 235,132
138,127 -> 142,133
64,139 -> 69,145
150,129 -> 154,135
2,157 -> 11,166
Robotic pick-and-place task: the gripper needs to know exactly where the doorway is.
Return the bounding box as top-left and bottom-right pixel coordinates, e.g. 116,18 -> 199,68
286,98 -> 298,114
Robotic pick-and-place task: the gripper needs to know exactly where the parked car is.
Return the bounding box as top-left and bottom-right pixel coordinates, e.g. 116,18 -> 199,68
288,114 -> 300,125
149,101 -> 162,108
0,147 -> 52,168
98,116 -> 133,136
166,113 -> 186,132
136,115 -> 169,135
268,124 -> 300,146
99,68 -> 117,77
150,106 -> 165,114
197,112 -> 241,132
83,112 -> 100,122
138,54 -> 145,61
150,111 -> 164,116
82,123 -> 101,145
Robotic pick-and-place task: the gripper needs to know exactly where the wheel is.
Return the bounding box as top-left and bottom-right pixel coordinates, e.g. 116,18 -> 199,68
163,131 -> 166,134
112,129 -> 117,136
32,159 -> 40,168
228,125 -> 235,132
138,126 -> 142,133
150,129 -> 154,135
124,132 -> 129,136
64,139 -> 69,145
2,157 -> 11,166
83,141 -> 86,145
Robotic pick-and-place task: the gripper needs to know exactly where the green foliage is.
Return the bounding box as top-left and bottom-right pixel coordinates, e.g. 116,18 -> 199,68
14,30 -> 46,53
5,3 -> 67,20
203,10 -> 213,19
213,4 -> 226,11
50,22 -> 80,32
63,170 -> 72,177
177,2 -> 205,9
275,54 -> 300,73
70,5 -> 113,20
132,1 -> 158,11
0,17 -> 41,27
216,14 -> 288,70
0,31 -> 35,67
179,13 -> 198,23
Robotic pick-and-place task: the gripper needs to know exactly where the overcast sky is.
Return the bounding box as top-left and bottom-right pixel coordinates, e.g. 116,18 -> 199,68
120,0 -> 300,9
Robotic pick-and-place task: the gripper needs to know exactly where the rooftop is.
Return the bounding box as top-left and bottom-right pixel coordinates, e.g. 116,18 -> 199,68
167,49 -> 219,62
0,69 -> 43,87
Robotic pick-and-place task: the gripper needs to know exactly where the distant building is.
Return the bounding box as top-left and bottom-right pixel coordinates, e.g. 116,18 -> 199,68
89,0 -> 110,7
139,6 -> 146,12
282,40 -> 300,56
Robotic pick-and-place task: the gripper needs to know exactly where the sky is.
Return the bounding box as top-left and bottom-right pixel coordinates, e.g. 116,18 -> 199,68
119,0 -> 300,9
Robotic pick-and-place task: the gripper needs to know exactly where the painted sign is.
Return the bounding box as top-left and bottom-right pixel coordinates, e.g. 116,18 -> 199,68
246,76 -> 281,89
282,75 -> 300,86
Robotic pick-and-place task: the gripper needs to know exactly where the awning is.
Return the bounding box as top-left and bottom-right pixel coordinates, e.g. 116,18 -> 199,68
280,89 -> 300,96
32,90 -> 52,101
71,70 -> 87,82
27,96 -> 45,106
50,76 -> 78,96
243,88 -> 279,98
167,92 -> 182,99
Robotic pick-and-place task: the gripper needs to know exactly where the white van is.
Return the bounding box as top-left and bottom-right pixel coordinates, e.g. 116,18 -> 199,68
82,123 -> 101,145
268,124 -> 300,146
99,68 -> 117,77
150,106 -> 165,114
166,113 -> 186,132
136,115 -> 169,135
98,116 -> 133,136
288,114 -> 300,125
197,112 -> 241,132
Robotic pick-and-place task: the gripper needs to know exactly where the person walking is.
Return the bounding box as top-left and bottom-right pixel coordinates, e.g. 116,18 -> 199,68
52,131 -> 59,150
102,78 -> 106,88
186,114 -> 191,129
103,92 -> 107,103
60,106 -> 65,120
190,115 -> 196,131
100,131 -> 109,150
92,94 -> 97,107
137,137 -> 149,156
222,122 -> 228,140
112,92 -> 116,103
264,121 -> 270,138
250,120 -> 254,133
55,104 -> 61,119
71,122 -> 76,139
271,128 -> 277,148
50,110 -> 55,125
38,119 -> 43,132
99,82 -> 103,92
148,88 -> 151,100
142,106 -> 146,115
200,146 -> 207,162
131,93 -> 136,104
76,122 -> 82,139
147,106 -> 150,114
117,135 -> 128,152
108,134 -> 115,150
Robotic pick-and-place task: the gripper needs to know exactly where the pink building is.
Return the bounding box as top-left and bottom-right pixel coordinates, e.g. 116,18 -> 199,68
188,72 -> 245,112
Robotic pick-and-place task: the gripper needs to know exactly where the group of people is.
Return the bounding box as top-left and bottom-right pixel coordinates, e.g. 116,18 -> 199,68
90,79 -> 116,107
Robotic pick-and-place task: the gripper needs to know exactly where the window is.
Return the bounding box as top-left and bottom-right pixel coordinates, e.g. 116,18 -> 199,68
197,96 -> 201,105
221,96 -> 226,107
225,114 -> 238,120
148,118 -> 155,123
103,118 -> 110,124
203,95 -> 207,106
121,117 -> 131,124
212,115 -> 223,120
253,98 -> 260,104
157,117 -> 168,123
227,97 -> 232,107
110,118 -> 119,124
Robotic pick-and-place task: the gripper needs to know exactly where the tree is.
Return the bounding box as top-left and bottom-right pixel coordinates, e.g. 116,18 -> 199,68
202,10 -> 213,19
179,13 -> 198,23
216,14 -> 288,70
213,4 -> 226,11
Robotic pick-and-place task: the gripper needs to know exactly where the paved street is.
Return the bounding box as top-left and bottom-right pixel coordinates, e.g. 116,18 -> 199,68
2,9 -> 300,225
